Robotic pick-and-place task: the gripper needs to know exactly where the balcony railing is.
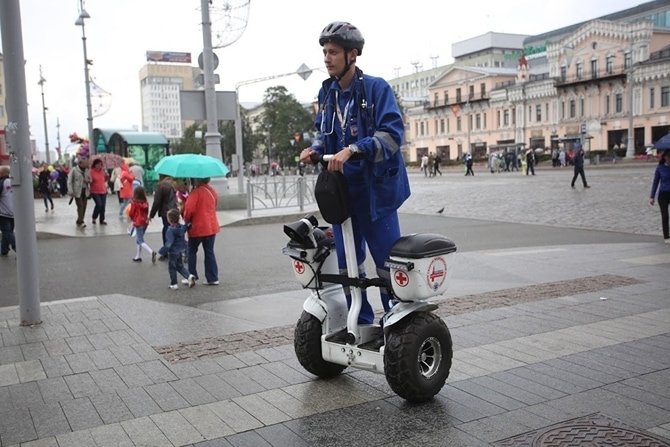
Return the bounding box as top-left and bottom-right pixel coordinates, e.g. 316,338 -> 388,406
555,65 -> 627,86
426,92 -> 489,109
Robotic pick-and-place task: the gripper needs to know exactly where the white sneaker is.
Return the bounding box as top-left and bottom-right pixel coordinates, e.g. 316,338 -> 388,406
664,239 -> 670,244
168,284 -> 178,290
188,274 -> 196,288
181,279 -> 190,285
205,281 -> 219,285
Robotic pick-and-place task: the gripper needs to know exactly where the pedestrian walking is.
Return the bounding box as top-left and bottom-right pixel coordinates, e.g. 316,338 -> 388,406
526,150 -> 536,175
0,166 -> 16,256
433,153 -> 442,176
571,148 -> 590,189
421,153 -> 429,176
37,163 -> 54,212
300,21 -> 410,325
158,209 -> 195,289
465,153 -> 475,176
183,177 -> 220,285
89,158 -> 109,225
118,163 -> 135,217
150,174 -> 176,248
67,158 -> 91,228
56,165 -> 69,197
649,149 -> 670,244
127,186 -> 157,263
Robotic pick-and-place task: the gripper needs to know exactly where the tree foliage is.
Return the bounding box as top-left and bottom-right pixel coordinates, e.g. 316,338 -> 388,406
257,85 -> 315,168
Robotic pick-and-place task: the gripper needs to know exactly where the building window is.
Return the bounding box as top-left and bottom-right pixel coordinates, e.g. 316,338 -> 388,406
457,116 -> 462,131
605,94 -> 610,115
591,59 -> 598,79
420,122 -> 425,136
528,105 -> 533,122
469,114 -> 473,130
469,85 -> 475,100
606,55 -> 614,73
433,93 -> 438,106
480,83 -> 486,97
456,88 -> 462,103
447,118 -> 450,133
624,52 -> 632,69
444,91 -> 449,104
0,105 -> 4,117
536,104 -> 542,122
561,100 -> 566,119
546,103 -> 550,121
576,62 -> 583,80
650,87 -> 655,109
415,122 -> 419,136
497,110 -> 501,128
475,114 -> 481,129
662,86 -> 670,107
580,98 -> 585,117
483,113 -> 487,129
440,119 -> 446,134
503,110 -> 509,126
569,100 -> 576,118
615,93 -> 623,113
560,66 -> 567,81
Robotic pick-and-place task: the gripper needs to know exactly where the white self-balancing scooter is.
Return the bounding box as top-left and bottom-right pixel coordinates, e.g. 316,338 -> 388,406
282,155 -> 456,403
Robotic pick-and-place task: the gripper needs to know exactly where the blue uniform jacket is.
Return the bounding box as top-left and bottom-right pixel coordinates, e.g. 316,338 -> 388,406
650,162 -> 670,198
312,70 -> 410,221
158,223 -> 187,256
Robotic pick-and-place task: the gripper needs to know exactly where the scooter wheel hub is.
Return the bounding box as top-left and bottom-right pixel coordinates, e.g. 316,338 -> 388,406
418,336 -> 442,379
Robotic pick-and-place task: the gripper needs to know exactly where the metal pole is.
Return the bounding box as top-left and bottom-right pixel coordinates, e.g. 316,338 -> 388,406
56,117 -> 62,161
234,86 -> 244,192
38,66 -> 50,164
200,0 -> 221,162
0,0 -> 42,325
78,9 -> 95,146
626,66 -> 635,159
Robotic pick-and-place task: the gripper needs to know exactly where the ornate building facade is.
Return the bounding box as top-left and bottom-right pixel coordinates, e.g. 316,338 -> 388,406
406,2 -> 670,161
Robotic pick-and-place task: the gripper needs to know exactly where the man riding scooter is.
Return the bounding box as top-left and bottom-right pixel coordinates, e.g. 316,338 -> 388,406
300,21 -> 410,325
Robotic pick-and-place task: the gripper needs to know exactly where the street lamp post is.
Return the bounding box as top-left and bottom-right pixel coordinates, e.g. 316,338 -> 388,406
38,65 -> 50,164
75,2 -> 94,148
626,60 -> 636,159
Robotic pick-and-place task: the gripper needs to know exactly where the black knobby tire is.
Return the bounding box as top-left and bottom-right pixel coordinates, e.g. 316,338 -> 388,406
384,311 -> 452,403
294,311 -> 347,378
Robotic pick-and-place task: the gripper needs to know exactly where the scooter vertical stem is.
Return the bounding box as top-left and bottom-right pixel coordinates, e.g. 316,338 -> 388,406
341,218 -> 361,344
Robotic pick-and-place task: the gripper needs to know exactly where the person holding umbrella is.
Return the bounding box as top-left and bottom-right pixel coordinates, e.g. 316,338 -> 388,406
650,148 -> 670,244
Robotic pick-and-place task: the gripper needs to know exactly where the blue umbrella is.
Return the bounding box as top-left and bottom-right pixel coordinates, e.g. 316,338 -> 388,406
653,134 -> 670,151
154,154 -> 229,178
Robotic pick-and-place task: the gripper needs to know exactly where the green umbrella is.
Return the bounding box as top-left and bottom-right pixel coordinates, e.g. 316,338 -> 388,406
154,154 -> 229,178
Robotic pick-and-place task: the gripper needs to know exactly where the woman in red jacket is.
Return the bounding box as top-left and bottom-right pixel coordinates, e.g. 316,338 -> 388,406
118,163 -> 135,217
89,158 -> 109,224
182,177 -> 220,285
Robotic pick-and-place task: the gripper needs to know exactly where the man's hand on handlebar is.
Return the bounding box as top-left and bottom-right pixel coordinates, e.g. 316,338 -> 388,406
326,148 -> 353,172
300,147 -> 354,172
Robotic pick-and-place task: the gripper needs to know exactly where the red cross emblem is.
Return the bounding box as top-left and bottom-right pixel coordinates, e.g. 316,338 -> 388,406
294,260 -> 305,274
394,271 -> 409,287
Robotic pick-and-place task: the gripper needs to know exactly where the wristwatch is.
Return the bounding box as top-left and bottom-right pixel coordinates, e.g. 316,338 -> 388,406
348,144 -> 360,155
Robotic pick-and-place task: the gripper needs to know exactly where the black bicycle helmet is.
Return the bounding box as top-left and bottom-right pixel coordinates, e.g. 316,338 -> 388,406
319,21 -> 364,55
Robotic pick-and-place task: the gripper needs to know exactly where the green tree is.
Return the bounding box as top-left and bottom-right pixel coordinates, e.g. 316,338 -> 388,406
257,85 -> 314,169
219,108 -> 261,165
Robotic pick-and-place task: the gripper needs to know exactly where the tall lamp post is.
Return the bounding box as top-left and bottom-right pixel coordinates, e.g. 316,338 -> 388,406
626,36 -> 636,159
75,2 -> 94,148
38,65 -> 50,164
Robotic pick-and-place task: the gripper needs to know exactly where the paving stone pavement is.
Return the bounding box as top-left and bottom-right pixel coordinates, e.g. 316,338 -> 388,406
2,161 -> 669,446
401,164 -> 660,236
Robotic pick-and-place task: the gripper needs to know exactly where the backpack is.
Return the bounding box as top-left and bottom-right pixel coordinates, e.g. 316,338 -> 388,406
166,187 -> 177,211
0,176 -> 8,197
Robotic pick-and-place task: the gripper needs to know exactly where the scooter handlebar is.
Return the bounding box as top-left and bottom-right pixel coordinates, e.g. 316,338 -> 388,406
310,152 -> 364,167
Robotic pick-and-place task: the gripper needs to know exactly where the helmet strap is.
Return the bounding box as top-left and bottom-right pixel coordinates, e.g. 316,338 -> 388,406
335,49 -> 355,82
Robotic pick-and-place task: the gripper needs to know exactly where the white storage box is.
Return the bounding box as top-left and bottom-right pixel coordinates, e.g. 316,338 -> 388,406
385,233 -> 457,301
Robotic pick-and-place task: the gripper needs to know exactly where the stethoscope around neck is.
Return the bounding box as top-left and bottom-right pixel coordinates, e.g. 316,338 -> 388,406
320,90 -> 357,137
